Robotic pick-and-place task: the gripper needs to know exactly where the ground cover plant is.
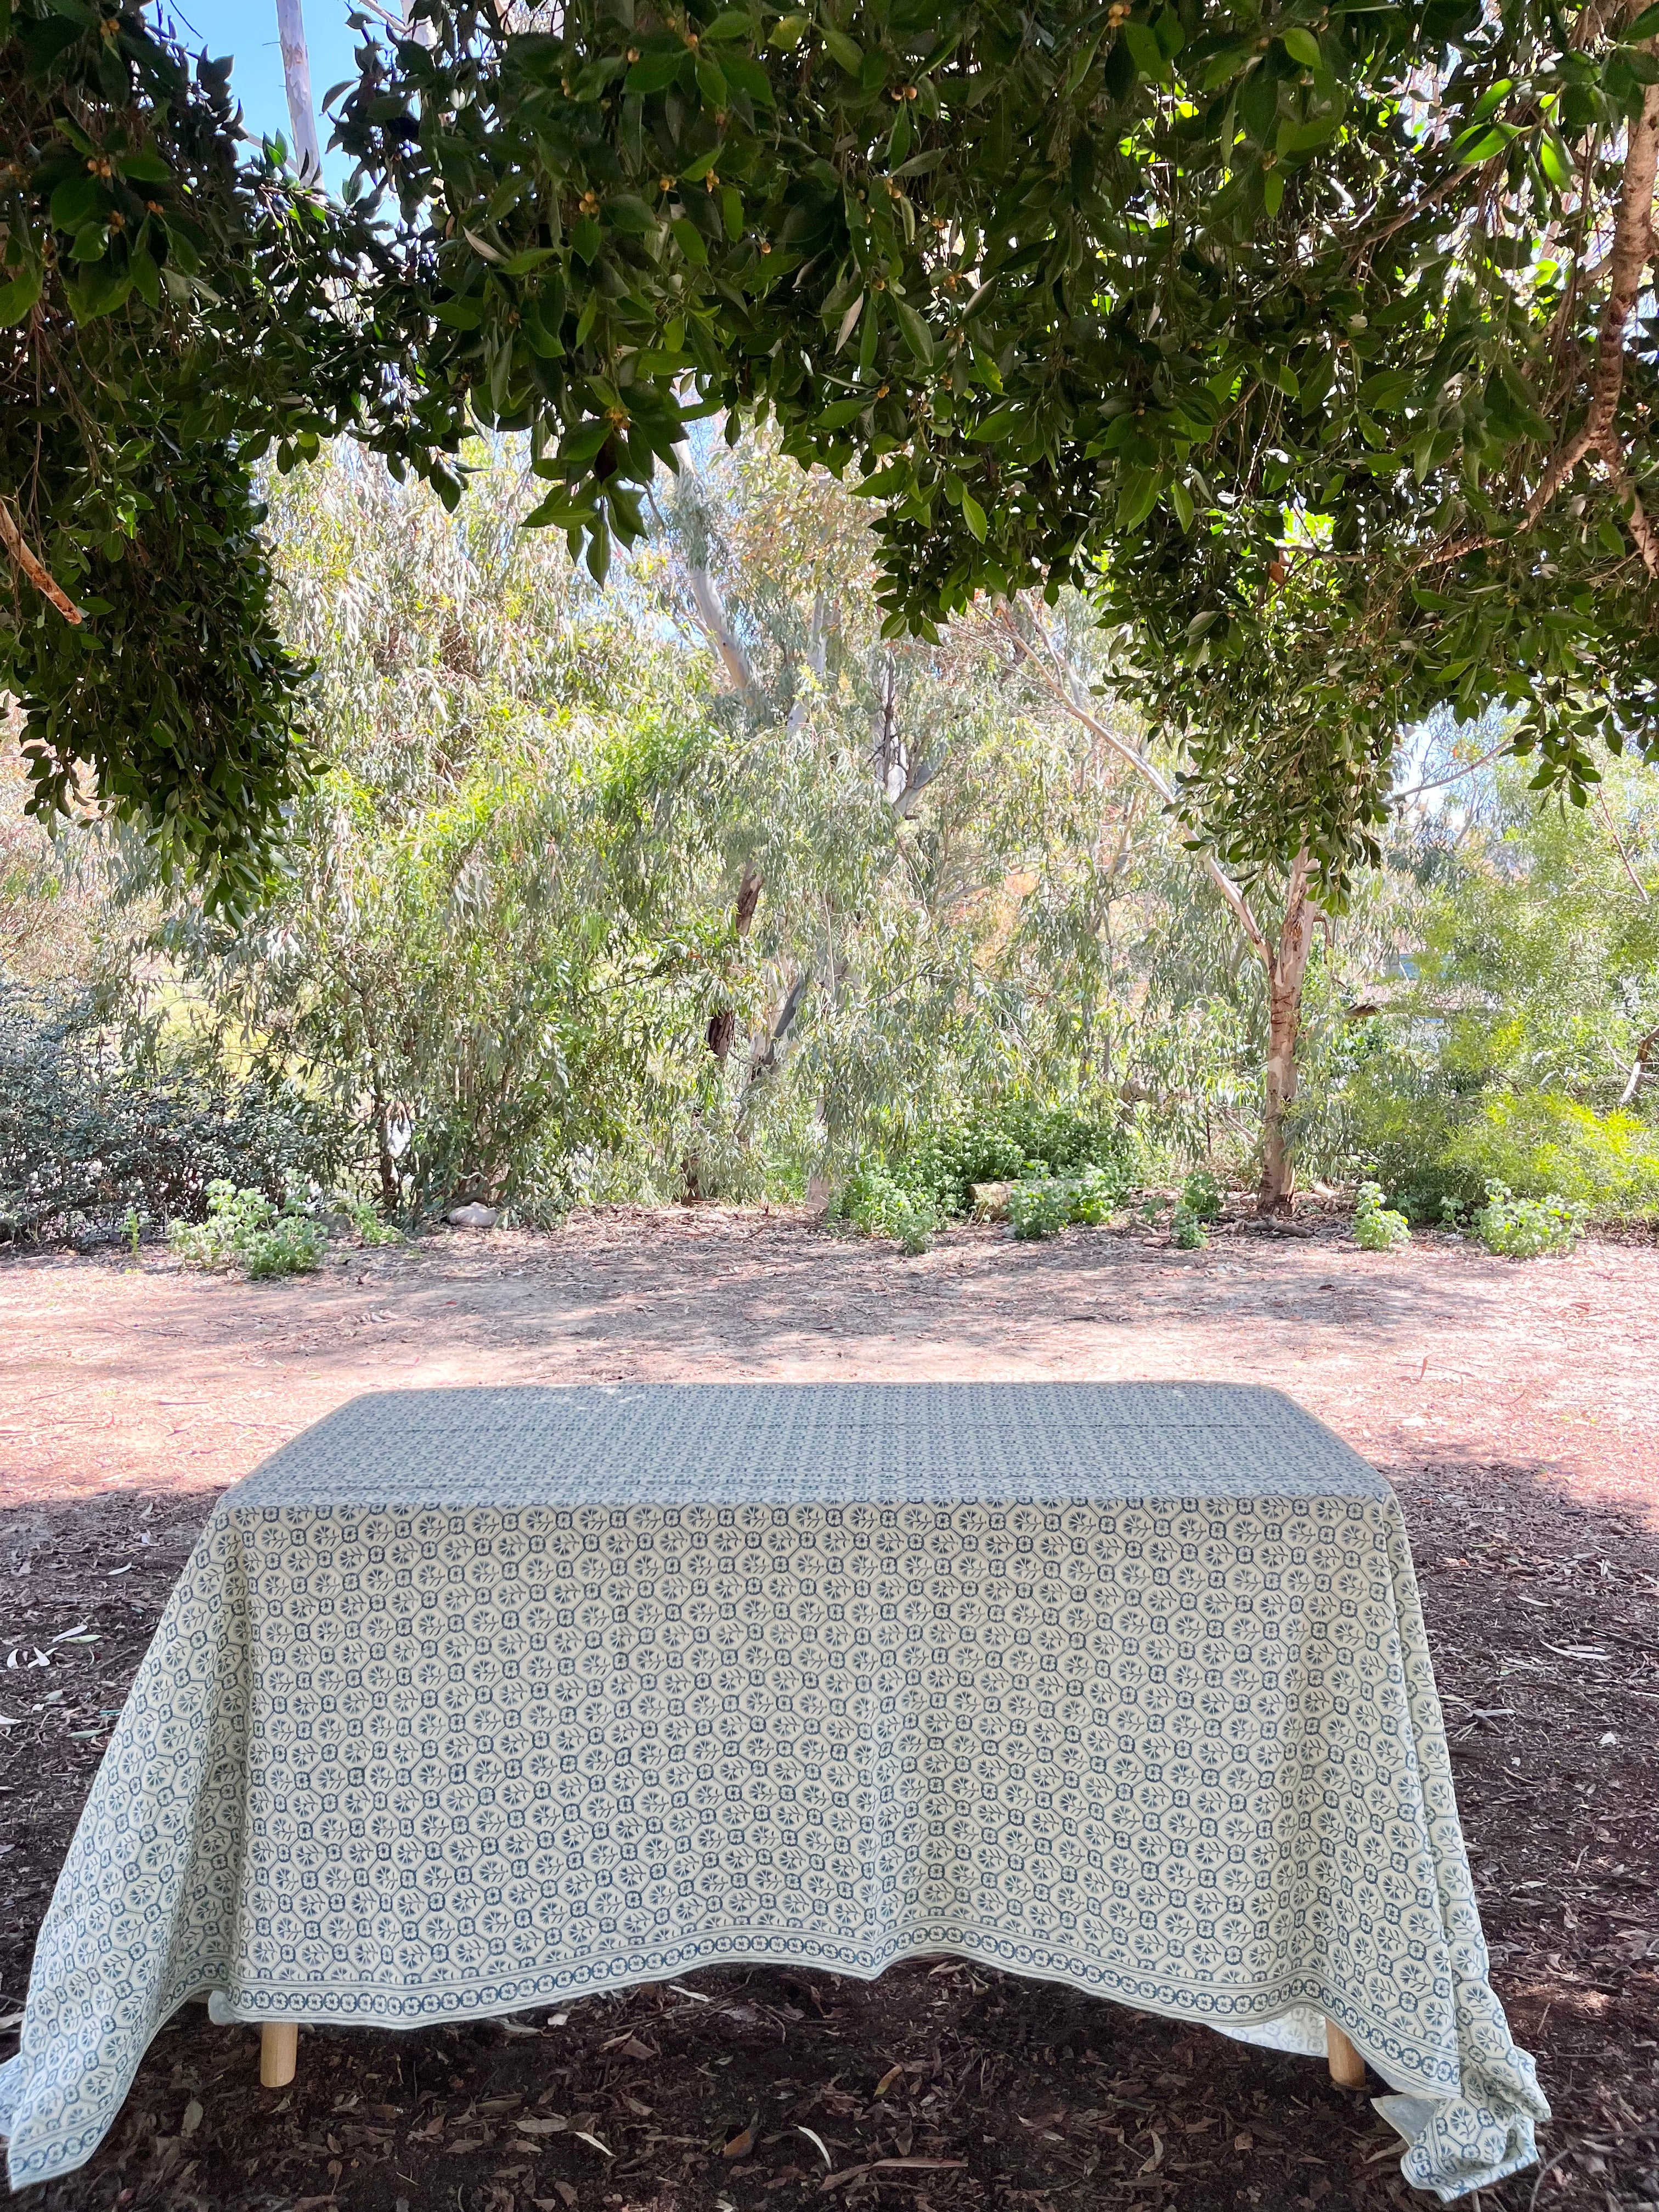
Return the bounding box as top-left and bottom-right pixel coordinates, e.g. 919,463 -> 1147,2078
166,1182 -> 328,1280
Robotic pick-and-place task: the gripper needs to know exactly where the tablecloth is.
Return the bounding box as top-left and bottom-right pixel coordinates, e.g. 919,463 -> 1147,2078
0,1382 -> 1547,2196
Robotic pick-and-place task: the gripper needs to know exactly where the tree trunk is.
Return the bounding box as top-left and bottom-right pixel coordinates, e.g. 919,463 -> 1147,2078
275,0 -> 324,180
991,605 -> 1329,1221
1257,851 -> 1316,1217
705,861 -> 763,1065
373,1090 -> 398,1215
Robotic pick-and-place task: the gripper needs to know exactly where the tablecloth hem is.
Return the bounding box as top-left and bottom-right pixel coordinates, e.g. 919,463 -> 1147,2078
205,1943 -> 1452,2087
2,1984 -> 226,2194
1375,2093 -> 1543,2204
190,1942 -> 1541,2203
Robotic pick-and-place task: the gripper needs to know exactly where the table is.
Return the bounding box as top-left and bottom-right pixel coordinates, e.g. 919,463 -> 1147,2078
0,1383 -> 1547,2198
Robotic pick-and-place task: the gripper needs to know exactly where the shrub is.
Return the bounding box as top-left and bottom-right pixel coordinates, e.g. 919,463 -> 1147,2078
1009,1177 -> 1073,1240
1180,1167 -> 1223,1221
168,1181 -> 329,1278
1471,1180 -> 1583,1259
0,975 -> 336,1245
1443,1093 -> 1659,1221
1068,1164 -> 1121,1226
840,1165 -> 939,1254
335,1188 -> 402,1246
897,1101 -> 1135,1219
1170,1202 -> 1208,1249
1353,1181 -> 1411,1251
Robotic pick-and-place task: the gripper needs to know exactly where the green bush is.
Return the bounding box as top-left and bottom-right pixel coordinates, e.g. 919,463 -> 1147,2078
1009,1177 -> 1073,1240
335,1188 -> 402,1246
1353,1180 -> 1411,1250
1068,1163 -> 1121,1226
896,1102 -> 1135,1220
1443,1093 -> 1659,1221
168,1182 -> 329,1278
1471,1181 -> 1583,1258
0,975 -> 336,1245
840,1165 -> 939,1254
1170,1202 -> 1208,1249
1180,1167 -> 1223,1221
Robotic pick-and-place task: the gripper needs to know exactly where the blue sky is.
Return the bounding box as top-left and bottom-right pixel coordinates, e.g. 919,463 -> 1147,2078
164,1 -> 364,195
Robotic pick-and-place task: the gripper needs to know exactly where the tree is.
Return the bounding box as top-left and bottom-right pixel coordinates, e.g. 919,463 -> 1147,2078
329,1 -> 1659,864
0,2 -> 438,904
11,0 -> 1659,907
989,597 -> 1330,1209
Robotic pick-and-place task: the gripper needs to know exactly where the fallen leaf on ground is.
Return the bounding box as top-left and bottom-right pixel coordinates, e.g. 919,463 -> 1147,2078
822,2158 -> 966,2191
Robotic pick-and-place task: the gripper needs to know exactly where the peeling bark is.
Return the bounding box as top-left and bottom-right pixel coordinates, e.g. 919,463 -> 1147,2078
0,499 -> 83,624
1522,69 -> 1659,567
1619,1020 -> 1659,1106
1257,850 -> 1316,1217
274,0 -> 324,179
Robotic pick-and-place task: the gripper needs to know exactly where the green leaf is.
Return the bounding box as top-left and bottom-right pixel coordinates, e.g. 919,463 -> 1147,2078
822,26 -> 862,74
114,149 -> 171,183
50,176 -> 100,230
1280,26 -> 1321,69
1454,123 -> 1514,163
721,184 -> 744,240
128,249 -> 160,309
888,293 -> 934,364
720,54 -> 774,104
0,265 -> 43,325
1114,467 -> 1160,532
1121,22 -> 1166,80
601,196 -> 656,240
572,216 -> 601,264
499,244 -> 561,273
625,51 -> 686,93
669,216 -> 708,267
559,417 -> 614,466
1624,1 -> 1659,35
966,404 -> 1018,444
433,296 -> 484,329
1263,167 -> 1285,216
702,8 -> 758,39
835,293 -> 865,351
961,489 -> 988,540
1169,476 -> 1194,532
1064,37 -> 1100,93
817,397 -> 867,427
768,13 -> 810,49
1538,130 -> 1573,189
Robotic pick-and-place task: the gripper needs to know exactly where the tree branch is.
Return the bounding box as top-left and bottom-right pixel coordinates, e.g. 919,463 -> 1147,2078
993,603 -> 1273,970
0,498 -> 84,625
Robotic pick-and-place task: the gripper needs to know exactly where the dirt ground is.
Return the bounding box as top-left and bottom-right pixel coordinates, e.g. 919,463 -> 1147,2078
1,1204 -> 1655,2212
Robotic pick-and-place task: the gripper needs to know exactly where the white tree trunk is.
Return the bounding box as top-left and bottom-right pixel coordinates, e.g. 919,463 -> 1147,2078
1257,849 -> 1316,1216
275,0 -> 324,180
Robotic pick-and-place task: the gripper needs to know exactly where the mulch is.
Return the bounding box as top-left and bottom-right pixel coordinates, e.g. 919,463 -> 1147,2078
1,1462 -> 1655,2212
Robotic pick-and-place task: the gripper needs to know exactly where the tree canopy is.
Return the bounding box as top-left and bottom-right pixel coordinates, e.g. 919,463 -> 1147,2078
4,0 -> 1659,896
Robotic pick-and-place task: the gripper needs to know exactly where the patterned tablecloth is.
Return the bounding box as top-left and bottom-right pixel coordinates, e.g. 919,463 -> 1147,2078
0,1383 -> 1547,2197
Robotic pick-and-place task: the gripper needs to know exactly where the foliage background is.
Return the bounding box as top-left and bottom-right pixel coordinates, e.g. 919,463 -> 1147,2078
2,436 -> 1656,1240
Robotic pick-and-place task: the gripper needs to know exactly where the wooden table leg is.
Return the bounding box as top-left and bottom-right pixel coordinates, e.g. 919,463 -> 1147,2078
260,2022 -> 298,2087
1325,2022 -> 1365,2088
